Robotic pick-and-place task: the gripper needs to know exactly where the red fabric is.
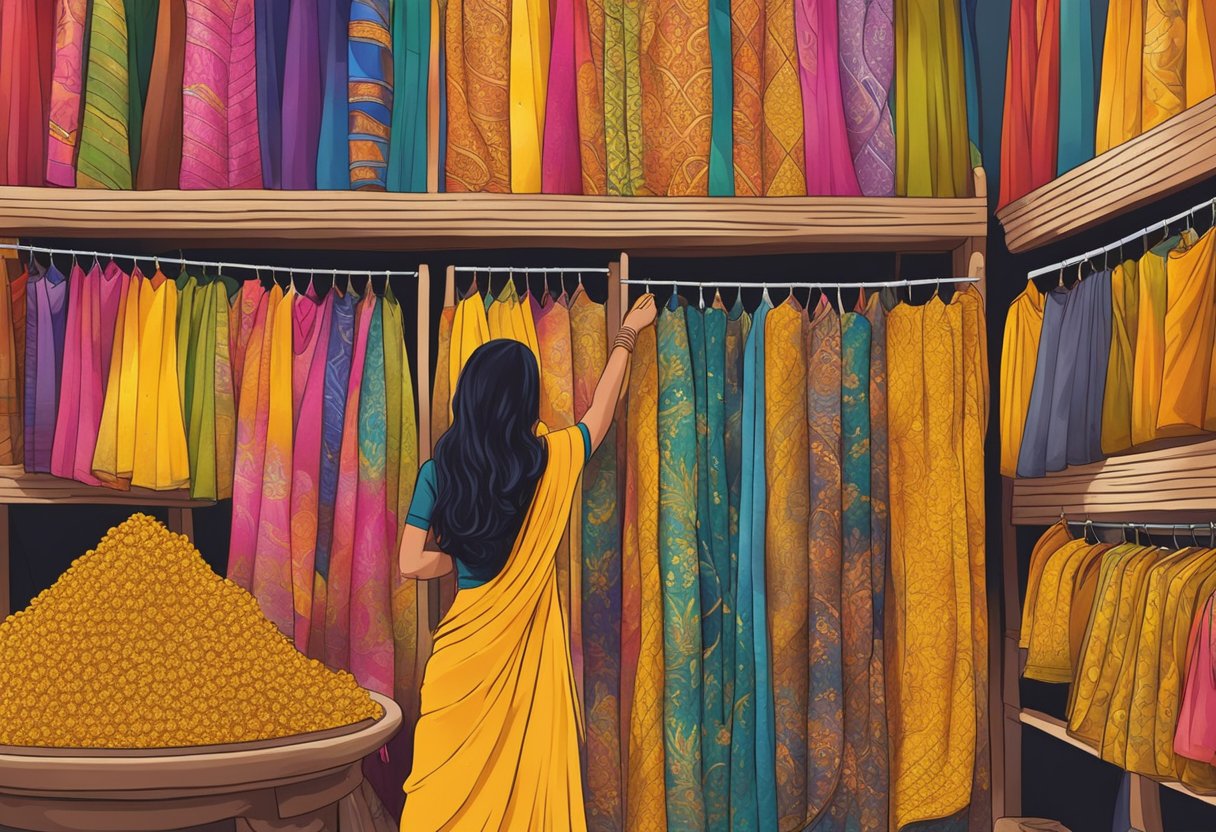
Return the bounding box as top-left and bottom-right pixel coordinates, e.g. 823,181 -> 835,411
0,0 -> 54,185
998,0 -> 1060,210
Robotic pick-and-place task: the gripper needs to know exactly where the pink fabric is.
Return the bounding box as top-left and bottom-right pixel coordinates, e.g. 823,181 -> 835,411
181,0 -> 262,188
324,294 -> 374,673
49,264 -> 87,481
251,288 -> 295,637
1176,594 -> 1216,762
541,0 -> 582,193
288,288 -> 333,654
795,0 -> 861,195
226,284 -> 271,590
229,279 -> 263,392
44,0 -> 89,187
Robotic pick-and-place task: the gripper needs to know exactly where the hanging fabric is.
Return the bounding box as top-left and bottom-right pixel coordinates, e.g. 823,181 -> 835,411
572,0 -> 607,195
256,0 -> 289,188
77,0 -> 133,190
1057,0 -> 1098,175
838,0 -> 896,197
214,278 -> 238,499
449,289 -> 490,410
348,0 -> 393,190
603,0 -> 644,195
45,0 -> 90,188
0,266 -> 22,465
1101,260 -> 1139,455
764,298 -> 811,829
282,0 -> 324,190
999,281 -> 1044,477
136,0 -> 187,189
388,0 -> 431,192
430,305 -> 455,447
887,287 -> 989,830
318,0 -> 354,189
509,0 -> 551,193
805,298 -> 843,829
723,296 -> 749,758
126,0 -> 160,175
707,0 -> 733,195
24,261 -> 67,475
487,280 -> 541,367
131,271 -> 191,490
624,325 -> 665,831
1158,227 -> 1216,435
1094,0 -> 1142,154
998,0 -> 1060,209
762,0 -> 805,196
543,0 -> 583,193
181,0 -> 262,189
444,0 -> 511,191
1131,234 -> 1187,446
0,0 -> 52,187
796,0 -> 861,196
895,0 -> 972,197
639,0 -> 713,195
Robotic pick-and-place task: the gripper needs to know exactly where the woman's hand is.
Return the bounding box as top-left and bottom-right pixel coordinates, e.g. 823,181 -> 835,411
622,293 -> 658,332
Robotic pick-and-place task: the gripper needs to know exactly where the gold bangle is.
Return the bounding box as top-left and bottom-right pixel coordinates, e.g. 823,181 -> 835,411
613,326 -> 638,353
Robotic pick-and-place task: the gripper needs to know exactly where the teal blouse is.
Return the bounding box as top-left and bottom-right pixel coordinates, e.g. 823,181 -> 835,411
405,424 -> 592,588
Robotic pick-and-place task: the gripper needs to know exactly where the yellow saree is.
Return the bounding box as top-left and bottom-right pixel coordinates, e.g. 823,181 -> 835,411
449,291 -> 490,416
401,424 -> 588,830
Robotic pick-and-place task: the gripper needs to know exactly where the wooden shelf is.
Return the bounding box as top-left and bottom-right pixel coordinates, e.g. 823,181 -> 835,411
0,187 -> 987,256
0,467 -> 210,508
1011,437 -> 1216,525
998,96 -> 1216,253
1020,709 -> 1216,808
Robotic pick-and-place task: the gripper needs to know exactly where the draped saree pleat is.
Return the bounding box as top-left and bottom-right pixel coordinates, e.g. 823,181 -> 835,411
795,0 -> 861,195
764,300 -> 810,831
837,0 -> 896,197
542,0 -> 582,193
806,300 -> 843,829
657,306 -> 706,828
603,0 -> 644,195
318,0 -> 353,189
625,326 -> 666,832
77,0 -> 133,189
0,267 -> 23,465
24,265 -> 67,475
125,0 -> 159,175
45,0 -> 90,187
444,0 -> 511,191
388,0 -> 430,191
282,0 -> 323,190
509,0 -> 550,193
1057,0 -> 1098,174
181,0 -> 262,189
256,0 -> 289,188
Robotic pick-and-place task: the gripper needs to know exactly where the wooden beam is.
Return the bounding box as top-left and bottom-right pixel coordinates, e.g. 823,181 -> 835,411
998,478 -> 1022,818
998,96 -> 1216,252
0,188 -> 987,255
0,505 -> 9,619
0,466 -> 210,507
166,509 -> 194,542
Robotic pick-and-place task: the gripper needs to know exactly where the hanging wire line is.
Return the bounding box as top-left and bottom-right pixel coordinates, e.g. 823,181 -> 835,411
0,242 -> 420,279
452,266 -> 611,274
620,276 -> 980,289
1026,193 -> 1216,281
1064,520 -> 1216,535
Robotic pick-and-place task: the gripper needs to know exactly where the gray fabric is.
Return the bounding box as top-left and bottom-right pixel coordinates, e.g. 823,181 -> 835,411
1017,287 -> 1069,477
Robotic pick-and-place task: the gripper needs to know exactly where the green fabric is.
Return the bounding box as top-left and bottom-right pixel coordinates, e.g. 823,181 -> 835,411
78,0 -> 133,189
174,274 -> 218,500
387,0 -> 430,191
687,307 -> 730,829
604,0 -> 644,195
707,0 -> 733,196
125,0 -> 160,174
656,306 -> 706,827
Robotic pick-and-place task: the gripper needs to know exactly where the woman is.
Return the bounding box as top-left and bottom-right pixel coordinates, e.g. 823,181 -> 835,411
397,293 -> 658,830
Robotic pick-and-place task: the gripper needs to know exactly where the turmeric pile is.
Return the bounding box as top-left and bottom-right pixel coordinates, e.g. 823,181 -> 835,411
0,514 -> 381,749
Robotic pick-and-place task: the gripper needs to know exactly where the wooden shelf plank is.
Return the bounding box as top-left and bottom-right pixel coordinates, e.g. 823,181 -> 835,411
997,96 -> 1216,253
1011,437 -> 1216,524
0,467 -> 210,508
1019,709 -> 1216,808
0,187 -> 987,255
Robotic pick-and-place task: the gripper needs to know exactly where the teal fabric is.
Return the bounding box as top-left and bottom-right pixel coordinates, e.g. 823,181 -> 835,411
388,0 -> 430,191
1058,0 -> 1099,174
125,0 -> 160,174
657,306 -> 707,828
687,307 -> 730,830
707,0 -> 734,196
722,298 -> 747,754
730,298 -> 771,831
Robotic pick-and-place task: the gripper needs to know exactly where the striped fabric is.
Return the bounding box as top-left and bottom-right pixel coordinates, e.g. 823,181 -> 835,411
77,0 -> 133,190
181,0 -> 262,189
348,0 -> 394,190
45,0 -> 90,187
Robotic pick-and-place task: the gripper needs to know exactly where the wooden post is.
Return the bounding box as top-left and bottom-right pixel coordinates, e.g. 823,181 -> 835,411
0,505 -> 9,619
1129,774 -> 1164,832
608,253 -> 628,331
444,265 -> 456,306
954,168 -> 988,300
996,478 -> 1021,820
415,266 -> 434,678
167,508 -> 194,542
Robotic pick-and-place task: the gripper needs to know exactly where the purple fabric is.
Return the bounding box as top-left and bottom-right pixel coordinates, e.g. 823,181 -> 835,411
256,0 -> 290,188
25,263 -> 68,474
837,0 -> 895,196
282,0 -> 323,189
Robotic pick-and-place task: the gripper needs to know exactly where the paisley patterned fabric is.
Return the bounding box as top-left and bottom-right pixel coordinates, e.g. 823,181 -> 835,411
730,0 -> 764,195
795,0 -> 861,195
723,299 -> 749,725
762,0 -> 806,195
656,306 -> 706,829
640,0 -> 712,194
444,0 -> 511,191
763,300 -> 810,830
603,0 -> 645,195
805,299 -> 843,828
838,0 -> 895,196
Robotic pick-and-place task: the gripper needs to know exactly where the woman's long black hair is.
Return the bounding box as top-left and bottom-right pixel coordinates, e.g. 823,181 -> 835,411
431,339 -> 548,582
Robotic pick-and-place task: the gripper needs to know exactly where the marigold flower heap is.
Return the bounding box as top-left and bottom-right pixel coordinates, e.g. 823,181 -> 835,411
0,514 -> 382,749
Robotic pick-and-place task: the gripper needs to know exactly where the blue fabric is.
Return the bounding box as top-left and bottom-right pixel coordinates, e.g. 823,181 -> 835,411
1058,0 -> 1099,174
256,0 -> 290,188
317,0 -> 354,189
314,291 -> 358,577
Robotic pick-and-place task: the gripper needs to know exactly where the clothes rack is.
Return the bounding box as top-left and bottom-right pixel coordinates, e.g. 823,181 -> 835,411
620,276 -> 980,288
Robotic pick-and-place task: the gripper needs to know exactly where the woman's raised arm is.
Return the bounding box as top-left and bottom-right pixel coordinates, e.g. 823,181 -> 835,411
580,294 -> 657,451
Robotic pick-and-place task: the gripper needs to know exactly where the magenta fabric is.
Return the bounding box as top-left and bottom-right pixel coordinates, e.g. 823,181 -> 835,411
1176,594 -> 1216,763
541,0 -> 582,194
795,0 -> 861,195
227,283 -> 271,590
44,0 -> 90,187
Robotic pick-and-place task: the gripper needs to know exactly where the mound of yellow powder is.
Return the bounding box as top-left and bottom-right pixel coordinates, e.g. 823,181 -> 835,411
0,514 -> 382,749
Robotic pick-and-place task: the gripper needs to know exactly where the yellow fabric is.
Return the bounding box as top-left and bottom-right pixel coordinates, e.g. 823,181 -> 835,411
1020,520 -> 1073,649
1066,545 -> 1160,748
1096,0 -> 1143,153
93,273 -> 138,487
449,291 -> 490,417
624,326 -> 666,831
1143,0 -> 1188,132
509,0 -> 550,192
1187,0 -> 1216,106
1158,227 -> 1216,435
1102,261 -> 1140,454
130,273 -> 190,490
1023,539 -> 1098,683
401,424 -> 588,830
486,282 -> 542,369
1000,283 -> 1045,477
887,288 -> 988,829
